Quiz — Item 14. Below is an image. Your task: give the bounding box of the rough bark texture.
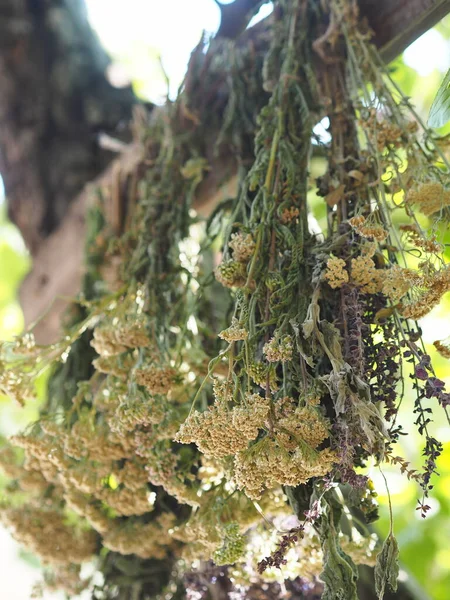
[0,0,136,253]
[361,0,450,63]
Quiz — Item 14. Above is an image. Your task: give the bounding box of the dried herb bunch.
[0,0,449,599]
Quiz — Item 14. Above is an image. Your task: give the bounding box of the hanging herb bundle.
[0,1,449,599]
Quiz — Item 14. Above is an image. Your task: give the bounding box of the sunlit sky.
[0,2,449,599]
[85,0,273,100]
[404,27,450,75]
[85,0,450,102]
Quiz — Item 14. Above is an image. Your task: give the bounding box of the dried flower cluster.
[219,318,248,342]
[349,215,388,241]
[407,182,450,216]
[214,259,247,288]
[324,256,349,289]
[434,337,450,359]
[229,232,256,263]
[263,335,294,362]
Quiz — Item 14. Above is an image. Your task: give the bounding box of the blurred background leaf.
[428,68,450,128]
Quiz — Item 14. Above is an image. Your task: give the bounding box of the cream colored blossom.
[102,513,176,559]
[229,232,256,263]
[99,486,153,516]
[382,265,417,303]
[135,366,176,394]
[234,438,335,500]
[175,405,251,458]
[401,265,450,320]
[219,318,248,343]
[263,334,294,362]
[324,256,348,289]
[407,182,450,216]
[0,506,97,566]
[275,401,331,451]
[350,256,383,294]
[349,215,388,241]
[175,393,269,458]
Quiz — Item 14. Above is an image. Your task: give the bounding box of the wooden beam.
[361,0,450,63]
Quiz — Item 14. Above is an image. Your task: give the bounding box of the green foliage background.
[0,11,449,599]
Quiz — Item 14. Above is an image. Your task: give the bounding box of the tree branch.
[215,0,270,39]
[360,0,450,63]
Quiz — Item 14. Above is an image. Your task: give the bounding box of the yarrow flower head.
[349,215,388,241]
[214,259,246,288]
[407,182,450,216]
[218,318,248,343]
[263,334,294,362]
[350,256,383,294]
[433,337,450,359]
[382,265,418,304]
[401,265,450,319]
[400,224,443,253]
[91,322,150,357]
[174,395,266,458]
[233,437,335,500]
[134,366,176,395]
[324,256,348,289]
[228,232,256,263]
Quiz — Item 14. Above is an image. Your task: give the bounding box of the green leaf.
[428,68,450,128]
[319,498,359,600]
[375,533,399,599]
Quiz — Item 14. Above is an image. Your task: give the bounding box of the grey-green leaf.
[319,499,359,600]
[428,68,450,128]
[374,533,399,599]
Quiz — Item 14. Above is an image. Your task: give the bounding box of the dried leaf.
[321,369,349,415]
[290,319,314,367]
[321,321,344,363]
[351,395,389,453]
[325,184,345,207]
[375,533,399,599]
[348,169,364,182]
[319,499,359,600]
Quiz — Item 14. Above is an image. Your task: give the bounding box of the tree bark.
[0,0,136,253]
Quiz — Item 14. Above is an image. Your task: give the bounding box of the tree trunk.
[0,0,136,253]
